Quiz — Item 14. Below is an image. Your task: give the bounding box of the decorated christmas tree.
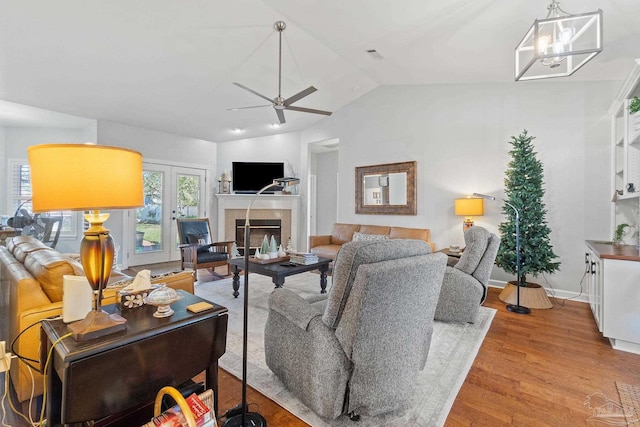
[496,130,560,284]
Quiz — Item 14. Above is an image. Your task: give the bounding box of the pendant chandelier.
[515,1,602,81]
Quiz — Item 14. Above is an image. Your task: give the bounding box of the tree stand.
[499,281,552,309]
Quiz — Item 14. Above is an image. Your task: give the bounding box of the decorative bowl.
[143,284,183,318]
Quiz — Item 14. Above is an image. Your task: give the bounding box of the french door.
[127,162,208,266]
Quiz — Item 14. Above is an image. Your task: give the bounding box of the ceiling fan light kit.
[515,1,602,81]
[231,21,332,124]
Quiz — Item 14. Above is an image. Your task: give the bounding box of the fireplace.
[215,193,300,253]
[236,219,282,255]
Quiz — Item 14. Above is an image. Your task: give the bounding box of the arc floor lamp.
[473,193,530,315]
[224,176,300,427]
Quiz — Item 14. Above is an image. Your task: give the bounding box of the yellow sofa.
[309,223,435,260]
[0,235,194,403]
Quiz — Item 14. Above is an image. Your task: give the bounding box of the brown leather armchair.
[176,218,234,279]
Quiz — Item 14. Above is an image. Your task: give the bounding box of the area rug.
[195,272,495,427]
[617,382,640,426]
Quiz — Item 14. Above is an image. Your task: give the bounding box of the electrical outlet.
[0,353,10,373]
[0,340,9,373]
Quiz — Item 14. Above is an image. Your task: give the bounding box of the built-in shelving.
[617,193,639,201]
[630,112,640,145]
[611,60,640,205]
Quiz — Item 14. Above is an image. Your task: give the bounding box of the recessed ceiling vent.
[366,49,384,60]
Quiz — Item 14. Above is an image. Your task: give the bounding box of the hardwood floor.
[447,287,640,426]
[3,287,639,426]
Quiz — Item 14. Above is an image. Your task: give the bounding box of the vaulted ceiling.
[1,0,638,142]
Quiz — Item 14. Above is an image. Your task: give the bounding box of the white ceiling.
[1,0,638,142]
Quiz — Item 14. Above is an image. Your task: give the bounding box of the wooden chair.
[176,218,234,280]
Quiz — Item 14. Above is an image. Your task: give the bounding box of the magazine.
[141,391,216,427]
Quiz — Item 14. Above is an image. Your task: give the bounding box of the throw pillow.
[197,245,211,253]
[186,233,211,253]
[186,233,208,245]
[351,232,389,242]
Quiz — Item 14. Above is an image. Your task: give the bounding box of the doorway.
[127,162,208,266]
[308,139,339,238]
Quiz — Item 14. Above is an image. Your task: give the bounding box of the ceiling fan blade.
[284,86,317,106]
[285,105,332,116]
[275,108,286,124]
[233,82,274,103]
[227,104,272,111]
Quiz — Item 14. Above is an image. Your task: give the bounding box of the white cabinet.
[586,241,640,354]
[585,249,603,332]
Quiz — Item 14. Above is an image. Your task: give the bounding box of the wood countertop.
[586,240,640,261]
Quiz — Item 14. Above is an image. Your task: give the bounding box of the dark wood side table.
[41,291,228,427]
[228,257,332,298]
[437,248,463,258]
[437,248,464,266]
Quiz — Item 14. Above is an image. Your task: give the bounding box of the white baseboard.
[487,279,589,304]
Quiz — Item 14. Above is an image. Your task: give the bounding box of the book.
[289,252,319,265]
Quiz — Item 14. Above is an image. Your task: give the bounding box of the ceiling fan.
[230,21,332,124]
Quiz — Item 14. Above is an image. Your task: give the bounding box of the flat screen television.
[232,162,285,193]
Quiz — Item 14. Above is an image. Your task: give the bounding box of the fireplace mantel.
[215,194,301,248]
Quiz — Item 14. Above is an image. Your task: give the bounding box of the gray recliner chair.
[264,239,447,420]
[435,226,500,323]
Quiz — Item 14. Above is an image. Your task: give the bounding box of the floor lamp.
[473,193,530,315]
[224,177,300,427]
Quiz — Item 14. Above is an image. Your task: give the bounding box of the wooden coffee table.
[228,257,331,298]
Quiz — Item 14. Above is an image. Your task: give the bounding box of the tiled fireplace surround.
[215,194,301,251]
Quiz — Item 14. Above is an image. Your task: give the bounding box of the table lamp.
[454,197,484,231]
[224,176,299,427]
[28,143,143,340]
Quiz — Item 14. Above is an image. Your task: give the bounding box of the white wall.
[216,132,302,178]
[2,126,96,159]
[97,120,216,167]
[299,80,618,294]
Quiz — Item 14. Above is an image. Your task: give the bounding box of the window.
[8,159,78,238]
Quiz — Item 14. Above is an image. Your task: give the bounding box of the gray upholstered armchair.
[435,226,500,323]
[264,239,447,420]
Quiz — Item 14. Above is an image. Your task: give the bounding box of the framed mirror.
[355,161,417,215]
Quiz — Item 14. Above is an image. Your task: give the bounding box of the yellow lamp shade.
[454,198,484,216]
[28,144,143,212]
